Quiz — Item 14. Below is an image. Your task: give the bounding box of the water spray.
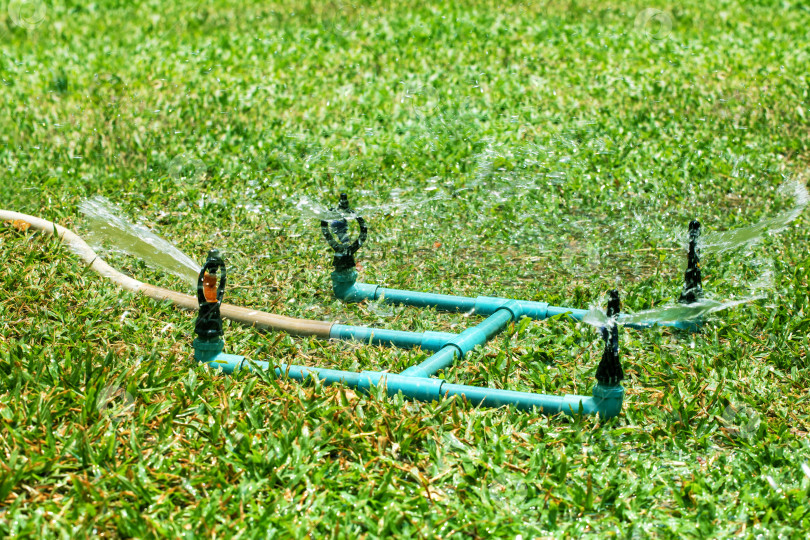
[195,193,724,418]
[321,193,703,331]
[194,194,719,419]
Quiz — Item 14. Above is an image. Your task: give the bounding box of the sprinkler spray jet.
[320,192,702,330]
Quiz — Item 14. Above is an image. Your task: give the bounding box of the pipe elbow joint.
[591,383,624,419]
[422,331,455,351]
[399,366,430,378]
[331,269,359,301]
[193,337,224,364]
[331,269,379,303]
[474,297,528,320]
[194,338,247,374]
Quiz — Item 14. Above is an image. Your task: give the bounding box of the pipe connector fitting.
[331,269,380,302]
[194,342,247,374]
[592,383,624,419]
[331,268,357,298]
[194,337,224,364]
[446,301,522,357]
[493,299,524,322]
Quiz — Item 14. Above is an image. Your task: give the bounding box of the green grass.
[2,0,810,537]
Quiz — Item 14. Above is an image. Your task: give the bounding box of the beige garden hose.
[1,210,334,338]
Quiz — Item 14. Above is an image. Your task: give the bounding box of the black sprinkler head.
[679,219,703,305]
[596,290,623,386]
[320,193,368,272]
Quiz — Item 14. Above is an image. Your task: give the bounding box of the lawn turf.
[2,0,810,537]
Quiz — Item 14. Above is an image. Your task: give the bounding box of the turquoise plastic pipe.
[399,300,521,378]
[332,269,696,330]
[329,324,455,352]
[195,345,624,418]
[332,269,585,320]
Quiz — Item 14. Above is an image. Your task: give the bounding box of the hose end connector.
[595,290,623,387]
[320,193,368,272]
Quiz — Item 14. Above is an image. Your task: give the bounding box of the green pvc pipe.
[332,269,696,330]
[332,269,579,319]
[440,382,624,416]
[195,346,624,418]
[329,324,455,352]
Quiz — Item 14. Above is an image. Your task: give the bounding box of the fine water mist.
[583,179,805,328]
[79,196,200,286]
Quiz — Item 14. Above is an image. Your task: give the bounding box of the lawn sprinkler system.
[193,249,626,418]
[1,201,704,420]
[193,193,706,419]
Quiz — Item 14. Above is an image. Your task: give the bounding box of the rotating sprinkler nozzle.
[194,249,228,363]
[595,290,623,386]
[320,193,368,272]
[679,219,703,305]
[195,249,226,340]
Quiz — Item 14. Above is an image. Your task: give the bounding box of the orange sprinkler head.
[195,249,225,341]
[203,272,218,303]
